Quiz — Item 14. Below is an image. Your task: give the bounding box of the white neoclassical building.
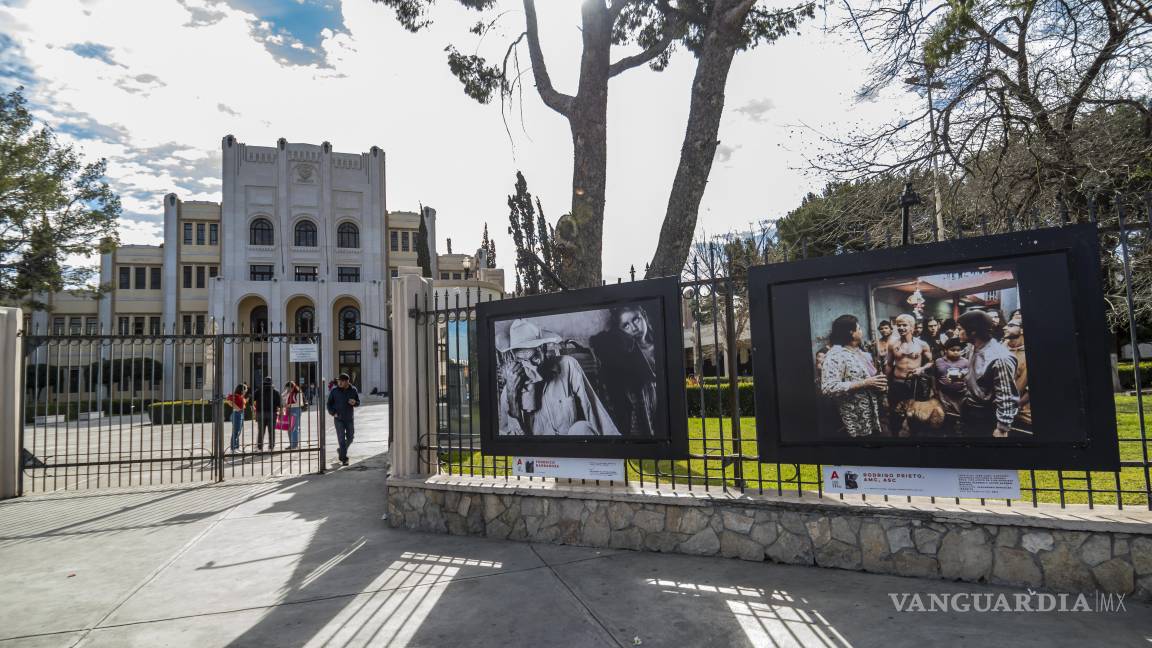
[19,136,506,400]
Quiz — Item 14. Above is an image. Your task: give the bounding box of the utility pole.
[905,72,946,239]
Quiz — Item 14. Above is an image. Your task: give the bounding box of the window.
[196,365,204,389]
[118,317,130,335]
[149,316,161,335]
[339,306,360,340]
[183,265,192,288]
[119,267,131,289]
[250,305,268,334]
[183,223,192,244]
[209,223,218,245]
[52,317,65,335]
[85,317,98,335]
[390,268,398,278]
[196,223,205,245]
[295,306,315,333]
[337,222,359,249]
[452,273,462,280]
[209,266,218,278]
[401,231,410,252]
[250,218,274,246]
[196,266,205,288]
[69,368,80,393]
[182,315,192,335]
[294,220,317,247]
[133,267,146,289]
[133,316,145,336]
[250,265,273,281]
[390,231,398,251]
[150,267,161,289]
[183,365,192,390]
[337,266,360,283]
[439,272,449,280]
[294,266,318,282]
[69,317,82,335]
[195,315,205,335]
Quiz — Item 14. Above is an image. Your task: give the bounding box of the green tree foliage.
[375,1,813,288]
[416,207,432,278]
[0,88,120,307]
[506,171,561,296]
[480,222,497,268]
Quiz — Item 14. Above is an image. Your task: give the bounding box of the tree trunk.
[553,2,612,289]
[646,0,747,279]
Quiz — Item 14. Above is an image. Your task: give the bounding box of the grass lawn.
[436,395,1152,507]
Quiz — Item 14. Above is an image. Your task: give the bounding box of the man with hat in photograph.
[327,373,360,466]
[497,318,619,437]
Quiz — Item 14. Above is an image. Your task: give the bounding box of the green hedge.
[102,398,154,415]
[23,402,81,423]
[149,400,214,425]
[1118,362,1152,390]
[685,383,756,417]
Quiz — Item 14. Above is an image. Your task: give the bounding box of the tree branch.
[608,22,679,77]
[522,0,575,116]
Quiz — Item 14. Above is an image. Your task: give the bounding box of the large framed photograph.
[477,277,688,459]
[749,224,1119,470]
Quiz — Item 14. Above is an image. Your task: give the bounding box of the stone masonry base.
[387,476,1152,601]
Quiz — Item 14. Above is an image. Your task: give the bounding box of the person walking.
[251,376,282,451]
[283,381,303,450]
[327,372,359,465]
[224,384,248,452]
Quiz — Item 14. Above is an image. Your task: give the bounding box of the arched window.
[294,220,317,247]
[250,305,268,334]
[250,218,274,246]
[337,222,359,249]
[294,306,315,333]
[339,306,360,340]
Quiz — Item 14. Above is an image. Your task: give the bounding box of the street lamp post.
[462,255,473,280]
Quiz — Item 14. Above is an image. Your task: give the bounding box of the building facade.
[22,136,504,400]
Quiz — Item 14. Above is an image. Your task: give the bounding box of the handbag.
[274,414,294,431]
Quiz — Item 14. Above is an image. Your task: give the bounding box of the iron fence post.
[214,333,224,482]
[723,279,744,490]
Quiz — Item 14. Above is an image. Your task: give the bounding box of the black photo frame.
[477,277,688,459]
[749,224,1119,470]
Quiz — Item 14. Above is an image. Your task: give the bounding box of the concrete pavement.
[1,402,1150,647]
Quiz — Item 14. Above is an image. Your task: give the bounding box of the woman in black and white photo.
[591,305,659,436]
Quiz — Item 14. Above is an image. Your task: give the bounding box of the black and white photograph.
[478,278,688,459]
[750,225,1120,471]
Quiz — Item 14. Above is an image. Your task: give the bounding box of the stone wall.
[387,478,1152,601]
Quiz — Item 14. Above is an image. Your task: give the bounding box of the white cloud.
[1,0,917,281]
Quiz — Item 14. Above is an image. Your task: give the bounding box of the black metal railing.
[412,195,1151,509]
[18,327,326,495]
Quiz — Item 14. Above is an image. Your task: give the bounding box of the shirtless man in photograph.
[886,313,933,435]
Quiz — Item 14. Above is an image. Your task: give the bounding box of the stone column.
[161,193,179,399]
[0,307,22,499]
[390,267,435,478]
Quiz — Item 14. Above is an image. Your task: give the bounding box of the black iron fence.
[413,196,1151,510]
[18,329,326,495]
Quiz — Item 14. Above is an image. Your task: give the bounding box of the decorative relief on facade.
[288,150,321,162]
[294,163,316,184]
[332,154,363,170]
[244,149,277,164]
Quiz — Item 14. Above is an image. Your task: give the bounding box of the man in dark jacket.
[327,373,359,465]
[251,376,282,451]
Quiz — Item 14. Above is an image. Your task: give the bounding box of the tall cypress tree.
[415,208,432,278]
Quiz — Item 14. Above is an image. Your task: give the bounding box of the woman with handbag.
[283,381,303,449]
[224,384,248,452]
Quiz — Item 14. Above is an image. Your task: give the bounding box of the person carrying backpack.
[326,373,359,466]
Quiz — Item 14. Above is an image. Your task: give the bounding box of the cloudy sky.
[0,0,917,282]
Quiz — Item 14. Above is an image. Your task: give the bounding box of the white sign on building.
[289,344,319,363]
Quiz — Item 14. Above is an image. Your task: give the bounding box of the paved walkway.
[1,403,1149,647]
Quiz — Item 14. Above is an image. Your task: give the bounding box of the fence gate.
[18,330,325,495]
